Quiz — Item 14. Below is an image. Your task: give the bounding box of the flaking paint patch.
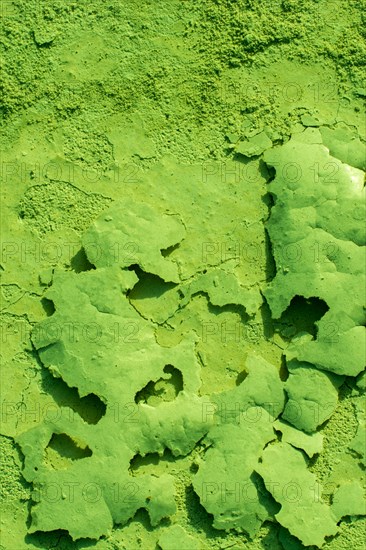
[1,1,365,548]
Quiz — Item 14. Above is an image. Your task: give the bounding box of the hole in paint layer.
[70,247,96,273]
[40,373,106,424]
[275,295,329,339]
[41,297,55,316]
[135,365,183,405]
[129,448,176,475]
[160,242,180,257]
[279,354,289,381]
[46,433,92,460]
[129,270,177,301]
[163,364,184,391]
[264,227,276,283]
[236,370,248,386]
